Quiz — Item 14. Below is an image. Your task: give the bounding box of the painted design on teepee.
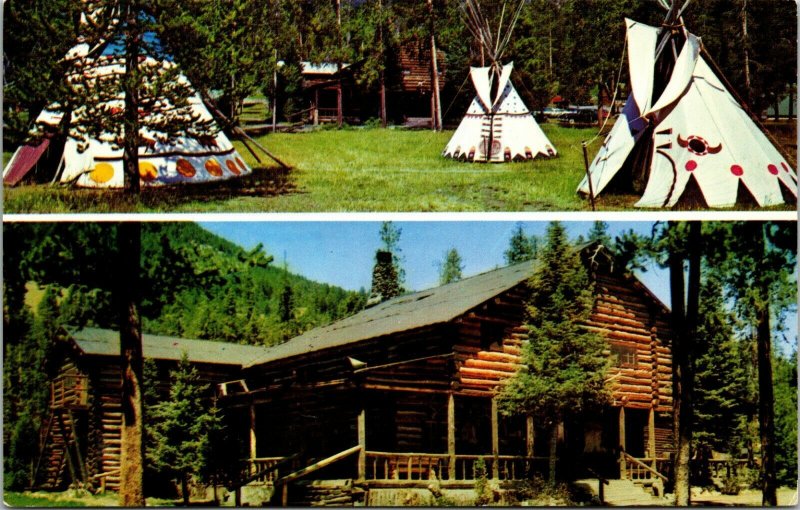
[3,39,254,188]
[442,1,556,163]
[677,135,721,156]
[576,11,797,208]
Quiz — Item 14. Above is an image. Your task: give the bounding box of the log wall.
[398,40,446,92]
[588,273,673,413]
[50,353,243,492]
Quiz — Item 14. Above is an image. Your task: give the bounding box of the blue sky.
[199,220,797,352]
[200,220,667,298]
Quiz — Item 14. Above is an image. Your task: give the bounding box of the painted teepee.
[442,0,556,163]
[577,3,797,208]
[4,41,252,188]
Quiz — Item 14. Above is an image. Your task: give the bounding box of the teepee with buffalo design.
[577,1,797,208]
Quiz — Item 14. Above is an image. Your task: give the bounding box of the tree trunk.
[118,222,144,506]
[754,224,777,506]
[378,0,387,128]
[548,423,557,486]
[668,222,691,507]
[336,0,343,128]
[181,474,190,506]
[428,0,442,131]
[742,0,751,104]
[122,0,140,195]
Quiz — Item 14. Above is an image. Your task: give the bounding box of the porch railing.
[51,375,89,409]
[621,452,669,482]
[365,451,548,482]
[242,457,287,485]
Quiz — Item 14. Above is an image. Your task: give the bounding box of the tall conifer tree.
[497,221,610,485]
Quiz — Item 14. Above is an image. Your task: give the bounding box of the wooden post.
[582,141,596,211]
[427,0,442,131]
[526,414,535,478]
[313,90,320,126]
[491,398,499,479]
[249,404,257,462]
[648,407,657,463]
[272,49,278,133]
[357,407,366,481]
[448,393,456,480]
[618,406,626,479]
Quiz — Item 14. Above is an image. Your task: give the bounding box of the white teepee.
[4,42,252,188]
[442,0,556,163]
[577,17,797,208]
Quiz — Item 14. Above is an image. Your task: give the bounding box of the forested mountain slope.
[5,222,366,346]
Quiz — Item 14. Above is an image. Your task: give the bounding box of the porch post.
[526,415,535,458]
[447,392,456,480]
[526,414,535,479]
[313,90,320,125]
[618,406,626,478]
[648,407,657,466]
[357,406,366,481]
[491,397,499,479]
[249,404,257,461]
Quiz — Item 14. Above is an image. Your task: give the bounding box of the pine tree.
[147,354,222,506]
[693,274,751,483]
[438,248,464,285]
[497,221,610,485]
[773,352,798,486]
[586,221,612,247]
[504,223,537,264]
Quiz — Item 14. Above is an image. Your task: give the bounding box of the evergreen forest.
[3,0,796,148]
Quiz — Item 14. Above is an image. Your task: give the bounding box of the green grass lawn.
[5,124,626,213]
[3,490,118,507]
[0,123,691,213]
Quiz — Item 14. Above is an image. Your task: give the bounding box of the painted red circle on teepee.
[730,165,744,176]
[176,158,196,177]
[767,164,779,175]
[685,160,697,171]
[225,159,241,175]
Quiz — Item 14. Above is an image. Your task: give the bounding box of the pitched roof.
[68,327,271,366]
[244,260,537,368]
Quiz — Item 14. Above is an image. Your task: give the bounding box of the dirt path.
[690,487,797,506]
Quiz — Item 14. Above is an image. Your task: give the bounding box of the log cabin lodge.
[38,243,674,503]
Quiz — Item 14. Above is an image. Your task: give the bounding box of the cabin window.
[480,322,505,351]
[610,343,638,368]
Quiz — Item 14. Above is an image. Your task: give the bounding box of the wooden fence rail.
[364,452,549,481]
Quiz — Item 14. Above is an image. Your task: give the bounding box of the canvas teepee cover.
[442,0,556,163]
[577,18,796,208]
[4,42,252,188]
[443,62,556,162]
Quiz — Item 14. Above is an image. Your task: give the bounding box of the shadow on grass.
[4,166,298,213]
[138,165,298,209]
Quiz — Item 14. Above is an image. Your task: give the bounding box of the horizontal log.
[590,311,649,330]
[363,384,449,395]
[613,384,653,395]
[460,367,514,380]
[586,327,653,344]
[460,377,504,388]
[476,351,520,363]
[454,344,482,355]
[462,359,519,372]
